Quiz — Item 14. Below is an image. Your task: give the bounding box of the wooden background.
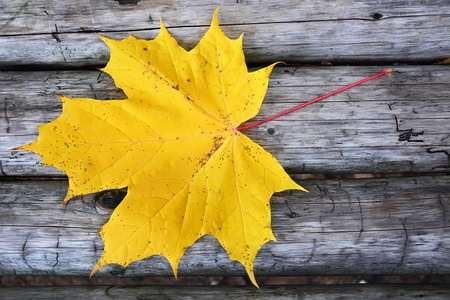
[1,0,449,298]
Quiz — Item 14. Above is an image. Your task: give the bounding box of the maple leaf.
[15,8,305,286]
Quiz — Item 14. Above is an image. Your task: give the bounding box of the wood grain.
[1,176,449,277]
[2,285,450,300]
[1,0,449,290]
[2,0,448,34]
[2,66,449,175]
[0,1,449,68]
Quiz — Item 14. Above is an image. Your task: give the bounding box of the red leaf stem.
[237,68,392,131]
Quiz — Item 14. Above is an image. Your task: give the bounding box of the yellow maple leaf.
[15,8,305,286]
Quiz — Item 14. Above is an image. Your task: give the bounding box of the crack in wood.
[284,200,299,218]
[305,239,317,263]
[91,238,102,269]
[426,148,450,169]
[51,24,61,42]
[357,197,364,240]
[0,161,8,177]
[438,195,447,224]
[53,204,66,274]
[21,232,37,272]
[1,14,440,38]
[217,264,228,273]
[428,264,442,276]
[329,196,335,214]
[394,218,408,272]
[268,262,277,272]
[89,83,97,99]
[0,1,29,31]
[315,184,335,213]
[51,252,59,275]
[4,102,10,133]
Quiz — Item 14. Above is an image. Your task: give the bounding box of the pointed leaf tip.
[90,263,101,278]
[159,17,166,32]
[212,6,221,28]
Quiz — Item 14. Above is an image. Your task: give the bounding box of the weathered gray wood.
[2,285,450,300]
[1,176,449,277]
[2,66,449,175]
[2,0,448,34]
[1,0,449,290]
[0,1,449,68]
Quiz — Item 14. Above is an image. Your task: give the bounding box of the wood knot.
[94,189,127,212]
[371,12,383,20]
[114,0,139,5]
[109,269,124,276]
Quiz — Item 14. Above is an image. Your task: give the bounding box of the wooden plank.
[1,176,449,277]
[2,285,450,300]
[2,0,448,34]
[0,1,449,68]
[2,66,449,175]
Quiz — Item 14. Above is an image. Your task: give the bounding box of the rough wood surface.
[0,1,449,68]
[1,0,449,289]
[2,285,450,300]
[1,176,449,277]
[2,65,449,176]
